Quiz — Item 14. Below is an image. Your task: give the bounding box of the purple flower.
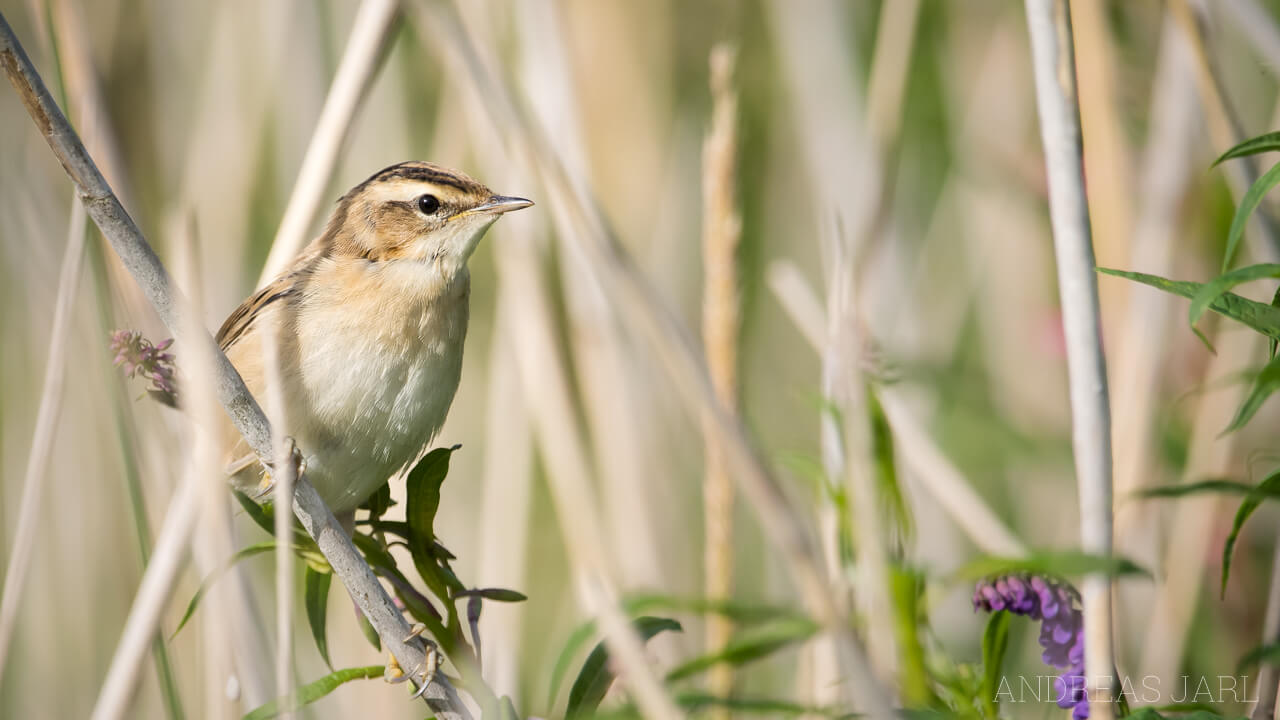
[109,330,179,406]
[973,573,1088,719]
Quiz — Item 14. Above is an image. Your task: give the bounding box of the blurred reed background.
[2,0,1280,718]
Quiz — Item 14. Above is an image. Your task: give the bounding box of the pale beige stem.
[700,43,742,709]
[258,0,400,284]
[1111,16,1201,662]
[88,457,204,720]
[263,312,296,719]
[411,4,891,713]
[0,200,86,679]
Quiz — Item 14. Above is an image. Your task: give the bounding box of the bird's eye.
[417,194,441,215]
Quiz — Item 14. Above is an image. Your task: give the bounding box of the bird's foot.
[253,436,306,501]
[384,638,440,700]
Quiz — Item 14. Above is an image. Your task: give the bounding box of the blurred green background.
[2,0,1280,718]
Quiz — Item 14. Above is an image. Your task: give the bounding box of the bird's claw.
[403,623,427,643]
[253,436,306,500]
[384,639,440,700]
[410,643,441,700]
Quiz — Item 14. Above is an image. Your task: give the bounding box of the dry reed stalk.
[699,44,742,709]
[504,0,667,589]
[448,12,682,711]
[1170,0,1280,254]
[0,0,154,677]
[0,199,86,679]
[1024,2,1117,717]
[257,0,400,285]
[497,234,684,720]
[409,6,893,714]
[1156,8,1280,711]
[176,215,248,720]
[89,226,218,720]
[88,456,204,720]
[0,15,470,718]
[1068,0,1136,299]
[767,257,1029,560]
[262,316,296,719]
[1110,18,1200,659]
[766,0,901,685]
[864,0,921,151]
[1135,329,1257,683]
[474,288,534,700]
[1220,0,1280,72]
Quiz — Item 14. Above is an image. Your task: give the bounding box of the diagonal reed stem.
[257,0,400,285]
[412,1,891,715]
[0,13,470,720]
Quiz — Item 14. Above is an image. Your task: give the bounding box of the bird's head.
[324,161,532,275]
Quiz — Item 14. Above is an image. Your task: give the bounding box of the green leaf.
[1213,131,1280,167]
[1269,285,1280,359]
[980,612,1011,718]
[1223,161,1280,271]
[1188,264,1280,341]
[889,566,934,706]
[1238,642,1280,672]
[952,550,1149,582]
[1225,353,1280,433]
[457,588,527,603]
[566,616,683,718]
[1135,479,1280,500]
[549,620,601,710]
[1098,268,1280,340]
[870,390,912,542]
[1223,470,1280,597]
[173,542,277,638]
[622,593,807,625]
[241,665,384,720]
[233,490,276,535]
[670,691,852,716]
[406,445,460,602]
[232,490,314,547]
[406,445,459,549]
[305,566,333,670]
[665,616,819,681]
[360,481,393,521]
[355,607,381,652]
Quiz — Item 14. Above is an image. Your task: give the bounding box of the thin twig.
[0,14,470,720]
[1023,2,1116,718]
[257,0,400,285]
[0,199,86,679]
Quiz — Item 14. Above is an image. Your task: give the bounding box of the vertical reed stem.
[1023,2,1116,718]
[700,43,742,709]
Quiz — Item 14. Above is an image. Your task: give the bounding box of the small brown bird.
[217,161,531,512]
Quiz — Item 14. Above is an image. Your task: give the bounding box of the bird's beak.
[476,195,534,214]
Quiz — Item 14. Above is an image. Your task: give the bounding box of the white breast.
[289,265,470,512]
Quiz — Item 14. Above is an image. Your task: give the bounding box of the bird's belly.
[290,304,467,512]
